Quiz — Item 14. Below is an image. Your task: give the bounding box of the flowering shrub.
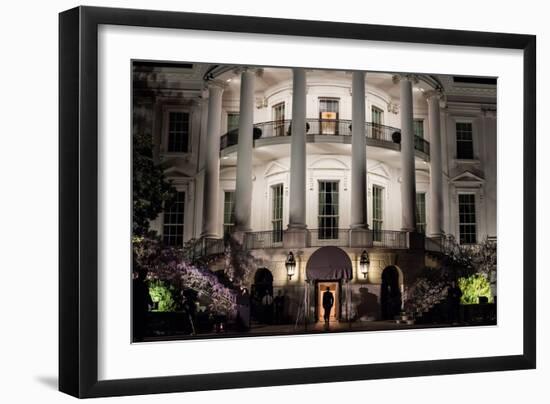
[133,236,237,316]
[404,274,449,314]
[439,235,497,280]
[222,236,255,288]
[458,274,492,304]
[405,235,497,315]
[148,280,179,312]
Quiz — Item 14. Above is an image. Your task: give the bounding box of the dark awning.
[306,246,353,281]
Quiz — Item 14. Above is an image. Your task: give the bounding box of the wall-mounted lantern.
[359,250,370,279]
[285,251,296,280]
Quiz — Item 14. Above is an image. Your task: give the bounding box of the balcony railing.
[243,230,283,250]
[308,228,350,248]
[220,119,429,156]
[372,230,408,249]
[425,235,497,253]
[191,237,226,259]
[243,228,408,250]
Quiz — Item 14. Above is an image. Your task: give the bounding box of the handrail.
[220,118,429,156]
[243,228,408,250]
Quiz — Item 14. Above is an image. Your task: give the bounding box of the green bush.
[148,280,179,312]
[458,274,492,304]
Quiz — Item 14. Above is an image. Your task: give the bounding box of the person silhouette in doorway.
[322,286,334,327]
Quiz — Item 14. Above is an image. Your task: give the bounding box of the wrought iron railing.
[243,230,283,250]
[192,237,226,260]
[220,119,429,156]
[372,230,408,249]
[242,228,408,250]
[308,228,350,248]
[425,236,446,253]
[425,235,497,253]
[414,136,430,155]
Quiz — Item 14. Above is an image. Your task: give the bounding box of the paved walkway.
[144,320,459,342]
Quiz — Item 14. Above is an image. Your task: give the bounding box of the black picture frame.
[59,5,536,398]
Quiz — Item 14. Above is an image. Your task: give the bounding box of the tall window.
[319,98,339,135]
[227,113,239,132]
[371,106,384,139]
[272,103,285,137]
[271,184,284,242]
[372,185,384,241]
[318,181,339,239]
[167,111,190,153]
[416,193,426,234]
[458,194,477,244]
[163,191,185,246]
[456,122,474,159]
[223,191,236,236]
[413,119,424,138]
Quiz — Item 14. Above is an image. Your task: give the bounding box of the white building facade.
[133,62,497,322]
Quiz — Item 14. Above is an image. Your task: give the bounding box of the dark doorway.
[380,265,402,320]
[251,267,273,323]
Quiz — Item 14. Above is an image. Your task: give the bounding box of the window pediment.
[264,161,289,177]
[368,162,390,179]
[308,157,349,171]
[163,166,193,178]
[450,170,485,184]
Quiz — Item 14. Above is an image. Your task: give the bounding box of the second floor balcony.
[244,228,408,250]
[191,229,410,259]
[220,119,430,160]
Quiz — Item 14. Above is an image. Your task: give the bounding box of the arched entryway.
[380,265,402,320]
[305,246,353,322]
[251,267,273,323]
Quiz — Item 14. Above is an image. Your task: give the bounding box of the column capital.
[387,101,400,114]
[205,78,226,92]
[392,73,420,84]
[233,66,263,76]
[423,88,444,100]
[199,87,209,102]
[348,70,366,77]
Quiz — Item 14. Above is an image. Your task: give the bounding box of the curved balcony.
[243,229,408,250]
[220,119,430,158]
[190,229,409,260]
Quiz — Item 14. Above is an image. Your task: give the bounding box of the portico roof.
[306,246,353,281]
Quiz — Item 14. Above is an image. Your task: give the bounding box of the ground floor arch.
[380,265,403,320]
[305,246,353,323]
[251,267,273,323]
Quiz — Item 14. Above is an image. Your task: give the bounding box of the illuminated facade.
[133,62,497,322]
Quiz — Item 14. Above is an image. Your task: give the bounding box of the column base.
[200,232,220,239]
[349,227,372,248]
[283,227,308,249]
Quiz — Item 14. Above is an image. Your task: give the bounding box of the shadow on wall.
[356,287,380,320]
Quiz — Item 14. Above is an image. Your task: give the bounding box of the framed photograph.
[59,6,536,398]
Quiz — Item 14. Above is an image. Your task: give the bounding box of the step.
[395,319,416,325]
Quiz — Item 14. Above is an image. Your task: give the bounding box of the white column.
[195,90,209,237]
[397,75,417,232]
[350,71,368,229]
[426,90,444,237]
[234,69,255,232]
[201,82,224,238]
[288,68,307,230]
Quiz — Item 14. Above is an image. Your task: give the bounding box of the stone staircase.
[397,289,449,325]
[414,299,450,324]
[394,312,416,325]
